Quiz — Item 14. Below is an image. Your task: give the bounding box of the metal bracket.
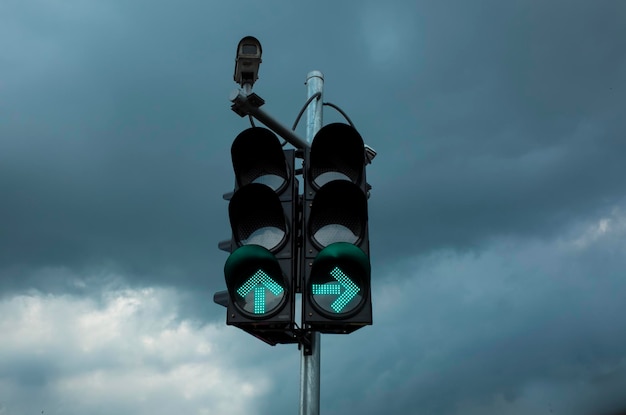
[230,90,309,150]
[296,330,314,356]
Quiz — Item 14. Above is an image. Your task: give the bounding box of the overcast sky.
[2,0,626,414]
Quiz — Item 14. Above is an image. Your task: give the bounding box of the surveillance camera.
[364,145,377,164]
[234,36,262,88]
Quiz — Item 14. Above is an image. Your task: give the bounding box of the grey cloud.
[0,287,277,415]
[316,219,626,414]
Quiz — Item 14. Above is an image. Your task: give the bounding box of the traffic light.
[222,127,298,344]
[302,123,372,333]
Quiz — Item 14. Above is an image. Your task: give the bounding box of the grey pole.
[305,71,323,145]
[299,70,323,415]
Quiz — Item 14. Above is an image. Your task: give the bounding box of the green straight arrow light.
[237,269,284,314]
[312,266,360,313]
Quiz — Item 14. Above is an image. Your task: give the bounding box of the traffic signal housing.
[222,127,298,344]
[302,123,372,333]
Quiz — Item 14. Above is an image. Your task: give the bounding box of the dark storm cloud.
[1,0,403,296]
[1,0,241,293]
[2,0,624,286]
[367,0,626,262]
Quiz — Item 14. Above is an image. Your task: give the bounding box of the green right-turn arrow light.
[309,242,370,316]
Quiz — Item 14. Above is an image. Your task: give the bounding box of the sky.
[1,0,626,414]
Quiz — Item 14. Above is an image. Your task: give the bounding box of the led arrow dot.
[312,266,360,313]
[237,269,284,314]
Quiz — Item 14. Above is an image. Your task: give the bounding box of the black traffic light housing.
[222,127,298,344]
[302,123,372,333]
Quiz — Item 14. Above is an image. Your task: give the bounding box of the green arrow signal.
[311,266,360,313]
[237,269,284,314]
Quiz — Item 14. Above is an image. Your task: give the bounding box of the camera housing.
[234,36,263,87]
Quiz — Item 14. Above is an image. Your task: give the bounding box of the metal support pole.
[299,70,323,415]
[300,331,320,415]
[305,71,323,145]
